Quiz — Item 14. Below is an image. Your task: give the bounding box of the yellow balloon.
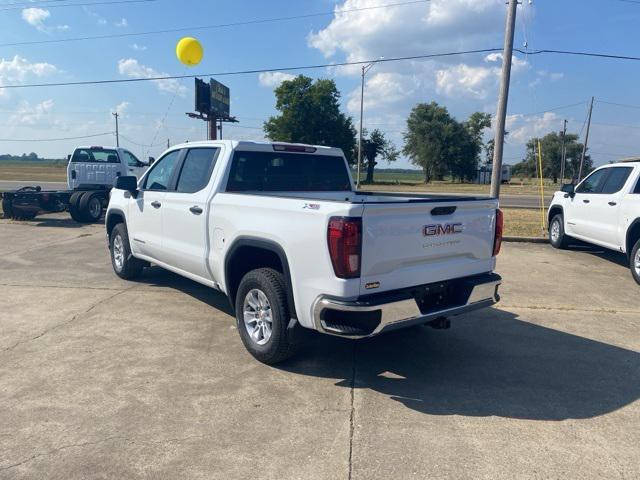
[176,37,203,67]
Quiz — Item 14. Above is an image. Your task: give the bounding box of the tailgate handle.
[431,206,457,216]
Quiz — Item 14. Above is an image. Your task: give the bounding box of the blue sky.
[1,0,640,169]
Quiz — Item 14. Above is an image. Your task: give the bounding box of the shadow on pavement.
[280,308,640,421]
[569,242,629,268]
[140,266,234,316]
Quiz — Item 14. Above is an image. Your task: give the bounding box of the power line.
[0,132,114,142]
[0,0,429,47]
[0,48,506,90]
[597,99,640,110]
[0,0,156,11]
[4,47,640,91]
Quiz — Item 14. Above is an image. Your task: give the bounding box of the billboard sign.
[195,78,210,114]
[210,79,230,118]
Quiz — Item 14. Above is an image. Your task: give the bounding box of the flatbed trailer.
[1,186,109,223]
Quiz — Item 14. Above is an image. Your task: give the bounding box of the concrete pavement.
[0,214,638,479]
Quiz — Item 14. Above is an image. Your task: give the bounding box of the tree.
[403,102,489,183]
[263,75,356,163]
[511,132,592,182]
[360,129,399,183]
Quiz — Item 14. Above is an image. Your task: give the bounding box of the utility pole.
[578,96,594,182]
[559,119,567,184]
[112,111,120,147]
[357,65,366,189]
[167,138,170,149]
[490,0,518,198]
[208,116,217,140]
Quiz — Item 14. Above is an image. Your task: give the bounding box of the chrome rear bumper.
[312,273,501,339]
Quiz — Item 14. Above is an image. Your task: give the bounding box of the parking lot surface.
[1,214,639,479]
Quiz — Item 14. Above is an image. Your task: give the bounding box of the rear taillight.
[493,209,504,256]
[327,217,362,278]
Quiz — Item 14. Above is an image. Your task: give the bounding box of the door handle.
[189,206,203,215]
[151,201,161,209]
[608,201,617,206]
[583,199,590,204]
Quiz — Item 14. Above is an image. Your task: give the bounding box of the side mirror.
[561,183,575,197]
[67,154,71,161]
[114,175,138,195]
[148,156,155,165]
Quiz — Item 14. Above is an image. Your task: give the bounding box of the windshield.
[226,151,351,192]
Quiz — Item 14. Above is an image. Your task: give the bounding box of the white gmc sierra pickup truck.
[106,140,503,363]
[548,158,640,284]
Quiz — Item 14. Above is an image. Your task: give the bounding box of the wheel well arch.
[548,205,564,227]
[224,237,297,319]
[106,209,125,239]
[626,219,640,256]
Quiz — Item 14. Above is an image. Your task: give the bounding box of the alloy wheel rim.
[243,288,273,346]
[635,249,640,276]
[113,235,124,271]
[551,220,560,242]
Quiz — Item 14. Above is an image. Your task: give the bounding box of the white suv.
[548,159,640,284]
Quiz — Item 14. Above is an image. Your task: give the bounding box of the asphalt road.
[1,213,638,479]
[0,180,553,209]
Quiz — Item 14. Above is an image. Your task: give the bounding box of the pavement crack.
[2,231,102,257]
[0,436,126,472]
[348,342,357,480]
[0,283,125,292]
[499,304,640,315]
[1,285,137,353]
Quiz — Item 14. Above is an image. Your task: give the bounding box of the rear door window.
[71,148,119,163]
[143,150,181,191]
[600,167,633,194]
[175,148,219,193]
[576,168,609,194]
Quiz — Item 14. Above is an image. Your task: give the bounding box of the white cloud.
[347,72,418,112]
[0,55,58,96]
[21,8,49,31]
[258,71,295,88]
[21,7,68,32]
[436,64,496,100]
[506,111,560,144]
[117,58,187,96]
[9,100,55,125]
[111,101,130,118]
[115,18,128,28]
[131,43,147,51]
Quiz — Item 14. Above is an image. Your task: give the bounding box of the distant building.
[476,164,511,184]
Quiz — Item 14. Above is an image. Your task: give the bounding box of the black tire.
[68,191,85,222]
[630,238,640,286]
[549,214,569,249]
[2,197,14,219]
[235,268,301,364]
[78,192,103,223]
[109,223,145,280]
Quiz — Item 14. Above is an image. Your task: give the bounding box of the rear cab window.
[71,148,120,163]
[601,167,633,194]
[225,150,351,192]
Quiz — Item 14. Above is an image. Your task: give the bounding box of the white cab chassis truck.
[1,146,149,223]
[106,141,503,363]
[548,158,640,284]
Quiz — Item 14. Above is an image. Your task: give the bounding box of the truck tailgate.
[359,199,498,295]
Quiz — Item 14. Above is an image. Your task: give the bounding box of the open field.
[0,163,558,196]
[503,208,546,237]
[1,214,638,479]
[0,163,67,182]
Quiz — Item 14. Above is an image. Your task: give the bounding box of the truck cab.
[67,146,148,190]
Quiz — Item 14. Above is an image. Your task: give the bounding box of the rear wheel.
[110,223,144,280]
[549,214,569,249]
[78,192,103,223]
[630,238,640,286]
[68,191,85,222]
[235,268,301,364]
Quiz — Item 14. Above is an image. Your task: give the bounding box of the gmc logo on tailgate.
[423,223,463,237]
